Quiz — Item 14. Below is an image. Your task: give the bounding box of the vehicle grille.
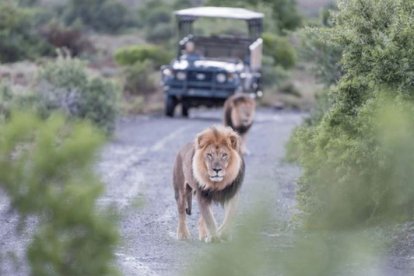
[187,71,213,82]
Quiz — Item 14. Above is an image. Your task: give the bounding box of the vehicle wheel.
[181,104,189,117]
[165,96,176,117]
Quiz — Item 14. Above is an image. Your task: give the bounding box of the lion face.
[193,126,242,190]
[230,98,256,128]
[235,102,255,127]
[203,144,231,182]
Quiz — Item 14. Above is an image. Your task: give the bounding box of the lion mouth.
[242,119,251,126]
[209,175,224,182]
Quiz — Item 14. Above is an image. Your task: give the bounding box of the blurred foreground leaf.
[0,111,119,275]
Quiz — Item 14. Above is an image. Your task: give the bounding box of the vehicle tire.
[165,96,176,117]
[181,104,189,117]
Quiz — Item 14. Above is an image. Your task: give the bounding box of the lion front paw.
[177,226,191,240]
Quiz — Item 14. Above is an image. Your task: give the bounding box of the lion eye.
[207,153,213,160]
[222,153,228,160]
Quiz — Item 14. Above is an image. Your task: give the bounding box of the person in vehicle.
[181,41,202,61]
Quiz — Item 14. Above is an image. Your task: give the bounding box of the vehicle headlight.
[176,71,186,80]
[162,68,172,77]
[216,73,226,83]
[227,73,237,81]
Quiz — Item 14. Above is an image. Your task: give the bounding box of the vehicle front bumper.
[164,86,236,98]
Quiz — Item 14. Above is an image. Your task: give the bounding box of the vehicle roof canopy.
[175,6,264,21]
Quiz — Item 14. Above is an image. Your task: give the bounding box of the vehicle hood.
[172,59,244,73]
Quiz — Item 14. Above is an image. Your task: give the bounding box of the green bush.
[300,28,343,86]
[0,111,119,275]
[0,82,39,121]
[261,57,290,86]
[292,91,414,229]
[0,84,13,119]
[122,60,158,96]
[0,2,52,62]
[36,56,119,134]
[288,0,414,229]
[263,33,297,69]
[138,3,172,27]
[63,0,134,33]
[114,45,170,68]
[145,23,175,44]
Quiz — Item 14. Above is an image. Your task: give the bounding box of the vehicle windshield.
[179,55,242,64]
[179,34,252,63]
[192,18,249,38]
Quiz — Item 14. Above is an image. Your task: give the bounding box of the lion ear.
[195,133,205,149]
[228,133,240,151]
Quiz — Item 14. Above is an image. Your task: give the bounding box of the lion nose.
[213,168,222,174]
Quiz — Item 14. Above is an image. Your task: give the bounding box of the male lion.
[173,126,245,242]
[223,93,256,154]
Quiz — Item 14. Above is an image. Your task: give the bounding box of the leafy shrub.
[137,0,191,43]
[36,56,119,134]
[122,60,157,96]
[0,2,52,62]
[261,57,290,86]
[288,0,414,229]
[145,23,175,44]
[0,84,13,119]
[0,111,119,275]
[300,28,343,86]
[138,3,172,27]
[114,45,170,68]
[41,20,93,56]
[63,0,134,33]
[292,91,414,229]
[0,82,39,121]
[263,33,296,69]
[266,0,302,32]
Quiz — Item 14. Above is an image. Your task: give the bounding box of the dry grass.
[0,62,39,90]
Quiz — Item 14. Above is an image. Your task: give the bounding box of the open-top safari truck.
[161,7,264,117]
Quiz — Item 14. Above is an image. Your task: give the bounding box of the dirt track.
[97,108,302,275]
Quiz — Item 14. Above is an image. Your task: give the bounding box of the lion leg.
[197,194,218,243]
[176,185,191,240]
[218,194,239,240]
[240,134,250,155]
[198,217,208,241]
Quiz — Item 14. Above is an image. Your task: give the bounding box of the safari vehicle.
[161,7,264,117]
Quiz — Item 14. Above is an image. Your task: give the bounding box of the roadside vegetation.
[1,55,119,134]
[288,0,414,228]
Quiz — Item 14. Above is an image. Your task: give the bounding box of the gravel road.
[97,108,303,275]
